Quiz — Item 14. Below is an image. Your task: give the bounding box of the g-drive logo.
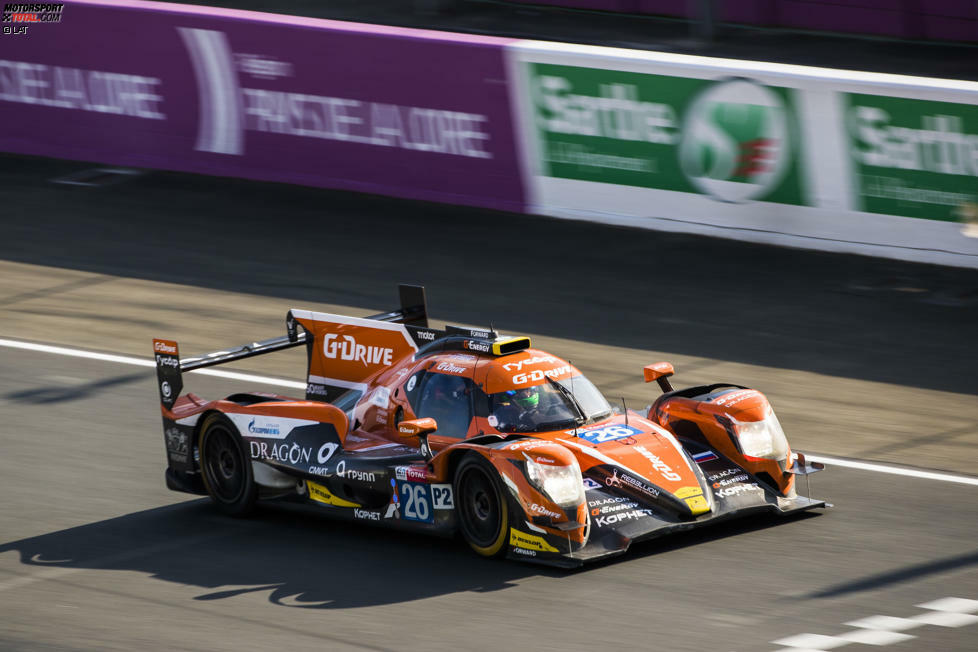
[323,333,394,367]
[177,28,492,159]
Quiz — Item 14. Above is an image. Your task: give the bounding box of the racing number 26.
[400,483,432,522]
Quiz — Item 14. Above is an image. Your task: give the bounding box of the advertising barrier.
[0,1,525,211]
[507,42,978,267]
[1,2,976,267]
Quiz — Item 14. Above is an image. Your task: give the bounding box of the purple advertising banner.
[0,1,526,211]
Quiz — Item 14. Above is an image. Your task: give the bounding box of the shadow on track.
[2,154,976,395]
[0,499,824,607]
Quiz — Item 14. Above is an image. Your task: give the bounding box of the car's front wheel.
[454,453,509,558]
[198,413,257,516]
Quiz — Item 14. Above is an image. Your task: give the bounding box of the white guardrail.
[505,41,978,268]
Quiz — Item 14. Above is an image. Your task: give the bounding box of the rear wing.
[152,284,428,409]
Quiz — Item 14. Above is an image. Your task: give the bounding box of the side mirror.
[643,362,675,393]
[397,417,438,460]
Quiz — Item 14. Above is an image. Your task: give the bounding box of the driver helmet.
[507,386,539,410]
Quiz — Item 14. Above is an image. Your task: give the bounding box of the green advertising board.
[846,93,978,221]
[525,63,807,205]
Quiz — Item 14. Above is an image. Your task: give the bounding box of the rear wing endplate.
[152,284,428,409]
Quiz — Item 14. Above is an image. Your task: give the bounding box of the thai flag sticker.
[692,451,718,463]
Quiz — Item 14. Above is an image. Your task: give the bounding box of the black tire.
[198,413,258,516]
[454,453,510,558]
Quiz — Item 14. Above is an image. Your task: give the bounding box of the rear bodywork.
[154,285,825,567]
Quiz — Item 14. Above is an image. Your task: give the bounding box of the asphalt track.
[1,153,977,650]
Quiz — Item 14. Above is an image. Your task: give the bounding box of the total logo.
[323,333,394,368]
[679,78,791,203]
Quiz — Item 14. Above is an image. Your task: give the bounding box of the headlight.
[524,454,584,508]
[733,409,789,460]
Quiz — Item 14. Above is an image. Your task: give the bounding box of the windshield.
[488,375,612,433]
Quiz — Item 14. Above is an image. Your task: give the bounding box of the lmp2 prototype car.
[154,285,825,567]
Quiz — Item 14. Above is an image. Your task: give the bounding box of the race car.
[153,284,826,567]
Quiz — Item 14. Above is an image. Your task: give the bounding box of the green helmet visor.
[509,389,539,409]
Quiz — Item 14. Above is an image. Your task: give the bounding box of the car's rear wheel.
[199,413,257,516]
[454,453,509,558]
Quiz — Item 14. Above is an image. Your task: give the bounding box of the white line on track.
[0,338,305,389]
[3,337,977,487]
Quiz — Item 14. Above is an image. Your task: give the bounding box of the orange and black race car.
[154,285,826,567]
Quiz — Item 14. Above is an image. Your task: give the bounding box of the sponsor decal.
[306,382,328,397]
[712,474,749,488]
[692,450,718,463]
[249,441,312,465]
[502,356,558,372]
[463,340,490,353]
[160,381,172,399]
[708,468,741,481]
[605,468,659,498]
[594,508,654,528]
[432,484,454,509]
[527,64,805,206]
[0,61,165,117]
[435,361,467,374]
[505,439,551,451]
[582,477,602,490]
[415,329,437,342]
[153,340,178,354]
[508,528,559,553]
[234,53,292,80]
[164,428,188,462]
[247,418,280,437]
[155,354,179,369]
[178,28,493,159]
[713,389,759,407]
[307,480,359,507]
[406,375,418,392]
[513,547,537,557]
[395,465,427,483]
[529,503,562,519]
[591,501,639,516]
[323,333,394,367]
[632,445,682,482]
[574,424,643,445]
[846,93,978,221]
[354,508,381,521]
[487,415,499,428]
[335,460,376,482]
[307,442,338,475]
[715,483,761,499]
[511,365,572,385]
[398,482,433,523]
